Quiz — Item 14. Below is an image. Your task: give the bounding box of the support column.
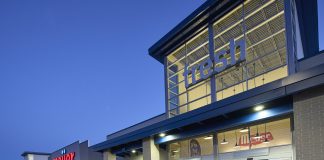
[213,133,219,160]
[103,150,116,160]
[143,137,165,160]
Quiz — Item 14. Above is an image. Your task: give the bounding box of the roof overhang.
[148,0,319,64]
[148,0,242,64]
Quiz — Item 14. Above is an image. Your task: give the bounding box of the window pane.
[214,0,288,101]
[168,136,214,160]
[167,28,210,116]
[218,118,292,154]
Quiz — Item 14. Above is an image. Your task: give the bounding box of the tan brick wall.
[294,85,324,160]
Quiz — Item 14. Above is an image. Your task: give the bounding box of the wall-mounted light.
[131,149,136,153]
[159,133,166,137]
[254,105,264,111]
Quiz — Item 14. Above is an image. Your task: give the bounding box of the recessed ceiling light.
[204,135,213,140]
[239,127,249,133]
[159,133,166,137]
[254,105,264,111]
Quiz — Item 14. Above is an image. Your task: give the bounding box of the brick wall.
[294,85,324,160]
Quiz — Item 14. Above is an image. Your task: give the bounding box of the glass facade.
[166,0,288,117]
[167,29,212,117]
[218,118,292,160]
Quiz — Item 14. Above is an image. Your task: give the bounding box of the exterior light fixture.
[240,127,249,133]
[131,149,136,153]
[254,105,264,111]
[263,123,270,144]
[220,133,228,145]
[159,133,166,137]
[172,150,179,153]
[204,135,213,140]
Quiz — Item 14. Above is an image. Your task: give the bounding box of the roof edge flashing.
[148,0,222,64]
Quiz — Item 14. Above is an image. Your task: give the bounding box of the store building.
[22,141,102,160]
[90,0,324,159]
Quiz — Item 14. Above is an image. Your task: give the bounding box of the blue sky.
[0,1,323,160]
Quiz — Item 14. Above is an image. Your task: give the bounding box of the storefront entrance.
[217,118,293,160]
[167,118,293,160]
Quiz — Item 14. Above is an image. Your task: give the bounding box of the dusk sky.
[0,1,323,160]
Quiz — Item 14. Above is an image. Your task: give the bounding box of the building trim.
[148,0,242,64]
[106,113,166,140]
[21,152,50,157]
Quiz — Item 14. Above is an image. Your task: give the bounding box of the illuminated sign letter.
[214,50,227,73]
[183,39,246,88]
[183,64,190,88]
[199,58,213,79]
[230,38,246,65]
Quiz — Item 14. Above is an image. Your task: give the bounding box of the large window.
[217,118,292,160]
[167,29,211,118]
[166,0,288,117]
[214,0,288,101]
[167,118,292,160]
[168,135,214,160]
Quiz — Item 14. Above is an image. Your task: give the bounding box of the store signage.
[61,149,66,155]
[183,39,246,88]
[239,132,274,146]
[53,152,75,160]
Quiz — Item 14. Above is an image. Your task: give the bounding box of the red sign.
[53,152,75,160]
[239,132,274,146]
